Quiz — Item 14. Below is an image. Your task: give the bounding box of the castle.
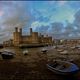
[12,27,52,46]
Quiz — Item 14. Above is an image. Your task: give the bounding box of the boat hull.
[41,50,47,53]
[46,61,79,75]
[1,54,14,59]
[47,64,79,75]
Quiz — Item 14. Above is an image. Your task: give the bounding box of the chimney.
[15,27,18,32]
[20,28,22,34]
[30,28,32,35]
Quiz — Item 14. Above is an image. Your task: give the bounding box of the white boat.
[41,48,48,53]
[70,46,76,49]
[60,50,68,54]
[57,49,63,52]
[58,45,64,48]
[23,50,28,55]
[46,60,79,75]
[52,46,57,49]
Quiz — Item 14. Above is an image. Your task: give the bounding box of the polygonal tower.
[13,27,22,46]
[30,28,32,35]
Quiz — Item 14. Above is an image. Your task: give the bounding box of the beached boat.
[23,50,28,55]
[60,50,68,54]
[46,60,79,75]
[52,46,57,49]
[70,46,76,49]
[1,50,15,59]
[57,49,63,52]
[41,48,48,53]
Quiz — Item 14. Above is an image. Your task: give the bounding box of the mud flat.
[0,46,80,80]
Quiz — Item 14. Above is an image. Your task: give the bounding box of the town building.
[3,39,13,47]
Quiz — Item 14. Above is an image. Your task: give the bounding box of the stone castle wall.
[13,27,53,46]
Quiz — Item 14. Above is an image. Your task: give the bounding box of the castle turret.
[13,27,22,46]
[19,28,22,35]
[15,27,18,32]
[30,28,32,35]
[46,34,48,37]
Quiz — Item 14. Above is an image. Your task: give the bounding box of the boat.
[1,50,15,59]
[70,46,76,49]
[46,60,79,75]
[57,49,63,52]
[52,46,57,49]
[41,48,48,53]
[60,50,68,54]
[23,50,28,55]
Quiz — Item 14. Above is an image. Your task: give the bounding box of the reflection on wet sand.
[0,46,80,80]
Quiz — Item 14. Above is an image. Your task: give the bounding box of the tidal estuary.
[0,46,80,80]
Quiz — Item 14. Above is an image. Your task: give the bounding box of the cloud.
[50,22,64,34]
[31,8,80,39]
[58,1,67,6]
[0,11,4,16]
[74,9,80,29]
[1,1,80,43]
[35,25,49,34]
[0,1,33,43]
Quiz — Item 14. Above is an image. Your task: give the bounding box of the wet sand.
[0,46,80,80]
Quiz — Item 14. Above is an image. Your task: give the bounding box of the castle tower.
[46,34,48,37]
[15,27,18,32]
[13,27,22,46]
[19,28,22,35]
[30,28,32,35]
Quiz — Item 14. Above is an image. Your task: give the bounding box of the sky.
[0,1,80,43]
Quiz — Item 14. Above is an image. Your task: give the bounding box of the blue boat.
[46,60,79,75]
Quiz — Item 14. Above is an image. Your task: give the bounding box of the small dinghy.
[46,60,79,75]
[41,48,48,53]
[70,46,76,49]
[57,49,63,52]
[23,50,28,55]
